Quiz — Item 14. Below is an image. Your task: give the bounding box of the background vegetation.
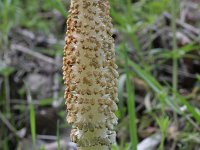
[0,0,200,150]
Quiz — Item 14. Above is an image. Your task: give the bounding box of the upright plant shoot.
[63,0,118,149]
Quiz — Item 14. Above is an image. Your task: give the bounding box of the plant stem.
[171,0,178,95]
[124,46,138,150]
[171,1,179,148]
[159,131,166,150]
[171,0,179,124]
[26,83,36,150]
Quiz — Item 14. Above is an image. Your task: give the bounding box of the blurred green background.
[0,0,200,150]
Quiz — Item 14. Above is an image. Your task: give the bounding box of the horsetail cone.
[63,0,119,149]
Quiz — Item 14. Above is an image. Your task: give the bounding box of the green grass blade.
[125,56,181,113]
[118,50,181,112]
[124,47,138,150]
[26,82,36,150]
[128,60,162,92]
[130,60,182,113]
[118,50,200,125]
[29,100,36,150]
[174,91,200,124]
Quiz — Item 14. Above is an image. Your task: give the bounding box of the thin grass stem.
[124,46,138,150]
[171,0,178,95]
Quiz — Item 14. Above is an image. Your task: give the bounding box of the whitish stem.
[63,0,118,149]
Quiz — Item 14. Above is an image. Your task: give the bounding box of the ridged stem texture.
[63,0,118,150]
